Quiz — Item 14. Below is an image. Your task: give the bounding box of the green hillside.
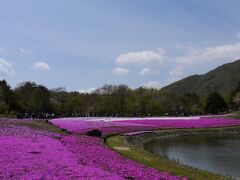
[161,59,240,100]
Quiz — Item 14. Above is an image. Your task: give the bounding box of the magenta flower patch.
[115,118,240,129]
[61,135,183,179]
[2,117,239,179]
[0,126,122,179]
[51,117,240,136]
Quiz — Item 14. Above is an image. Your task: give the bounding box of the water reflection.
[144,134,240,178]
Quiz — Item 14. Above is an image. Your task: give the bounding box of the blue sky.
[0,0,240,92]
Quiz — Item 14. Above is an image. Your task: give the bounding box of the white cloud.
[79,87,96,94]
[19,48,33,55]
[32,61,50,71]
[116,49,165,65]
[113,67,129,76]
[144,81,162,89]
[139,68,151,76]
[176,42,240,66]
[167,42,240,84]
[0,58,14,77]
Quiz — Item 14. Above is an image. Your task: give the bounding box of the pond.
[144,134,240,178]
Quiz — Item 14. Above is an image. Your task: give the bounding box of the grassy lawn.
[106,135,228,180]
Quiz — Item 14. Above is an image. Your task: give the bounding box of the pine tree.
[205,92,227,114]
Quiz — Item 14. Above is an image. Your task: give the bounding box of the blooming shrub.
[86,129,102,137]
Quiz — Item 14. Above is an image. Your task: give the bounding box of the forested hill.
[161,59,240,99]
[1,59,240,117]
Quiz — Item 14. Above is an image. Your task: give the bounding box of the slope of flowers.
[0,125,61,138]
[51,117,240,136]
[61,135,182,180]
[0,125,123,179]
[115,118,240,129]
[3,117,239,179]
[50,119,118,132]
[50,118,156,137]
[0,121,186,179]
[48,117,240,179]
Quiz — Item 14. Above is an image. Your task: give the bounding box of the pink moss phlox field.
[61,135,184,180]
[0,125,123,179]
[51,118,162,136]
[50,118,189,179]
[51,119,117,133]
[0,125,61,138]
[3,117,239,179]
[51,117,240,136]
[0,123,185,179]
[0,136,122,179]
[115,118,240,129]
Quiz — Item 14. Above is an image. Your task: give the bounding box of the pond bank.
[106,126,240,180]
[125,126,240,149]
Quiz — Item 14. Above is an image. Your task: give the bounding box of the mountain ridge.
[161,59,240,100]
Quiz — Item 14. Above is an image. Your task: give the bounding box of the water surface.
[144,134,240,178]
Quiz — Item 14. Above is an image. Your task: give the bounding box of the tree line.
[0,80,239,118]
